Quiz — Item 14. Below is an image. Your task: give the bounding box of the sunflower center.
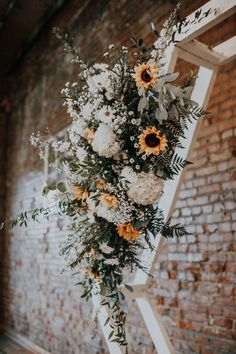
[141,69,152,83]
[145,133,160,147]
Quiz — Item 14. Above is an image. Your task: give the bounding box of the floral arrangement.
[2,5,210,352]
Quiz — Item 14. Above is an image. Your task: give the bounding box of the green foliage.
[162,219,190,238]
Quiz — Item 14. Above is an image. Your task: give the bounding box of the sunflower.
[73,185,89,202]
[138,127,167,156]
[101,193,119,209]
[116,223,139,241]
[134,62,158,89]
[85,128,95,142]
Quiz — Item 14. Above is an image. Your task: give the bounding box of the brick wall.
[149,59,236,354]
[1,0,236,353]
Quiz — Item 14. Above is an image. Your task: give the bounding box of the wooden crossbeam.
[214,35,236,64]
[175,0,236,44]
[176,40,223,70]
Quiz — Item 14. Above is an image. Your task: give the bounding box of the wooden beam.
[93,294,126,354]
[136,296,175,354]
[121,284,146,300]
[4,327,51,354]
[177,39,223,69]
[175,0,236,44]
[214,35,236,64]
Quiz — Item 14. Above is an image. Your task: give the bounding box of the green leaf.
[108,330,114,340]
[48,153,55,164]
[104,317,110,326]
[57,182,66,193]
[43,186,49,196]
[124,284,133,293]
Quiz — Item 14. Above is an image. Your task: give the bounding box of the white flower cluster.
[121,167,164,205]
[87,194,131,225]
[91,124,121,158]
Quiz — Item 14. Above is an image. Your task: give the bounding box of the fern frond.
[169,154,192,177]
[162,222,190,238]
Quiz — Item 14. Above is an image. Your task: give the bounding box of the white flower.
[120,167,164,205]
[87,71,110,95]
[69,119,87,139]
[76,147,87,161]
[80,102,94,119]
[91,124,121,158]
[97,106,115,124]
[87,194,131,225]
[86,65,120,101]
[104,258,119,266]
[51,141,72,154]
[100,243,114,254]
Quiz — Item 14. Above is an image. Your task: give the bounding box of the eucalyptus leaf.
[48,153,56,164]
[124,284,133,292]
[138,96,147,112]
[57,182,66,193]
[163,72,179,83]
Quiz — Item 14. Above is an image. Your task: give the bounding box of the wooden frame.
[96,1,236,353]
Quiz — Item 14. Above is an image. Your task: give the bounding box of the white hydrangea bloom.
[91,124,121,158]
[87,211,95,224]
[121,167,164,205]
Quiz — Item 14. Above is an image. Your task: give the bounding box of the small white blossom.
[100,243,114,254]
[97,106,115,124]
[104,258,119,266]
[76,147,87,161]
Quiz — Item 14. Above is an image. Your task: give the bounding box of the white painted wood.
[136,296,175,354]
[214,35,236,64]
[176,40,222,70]
[92,294,125,354]
[174,0,236,44]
